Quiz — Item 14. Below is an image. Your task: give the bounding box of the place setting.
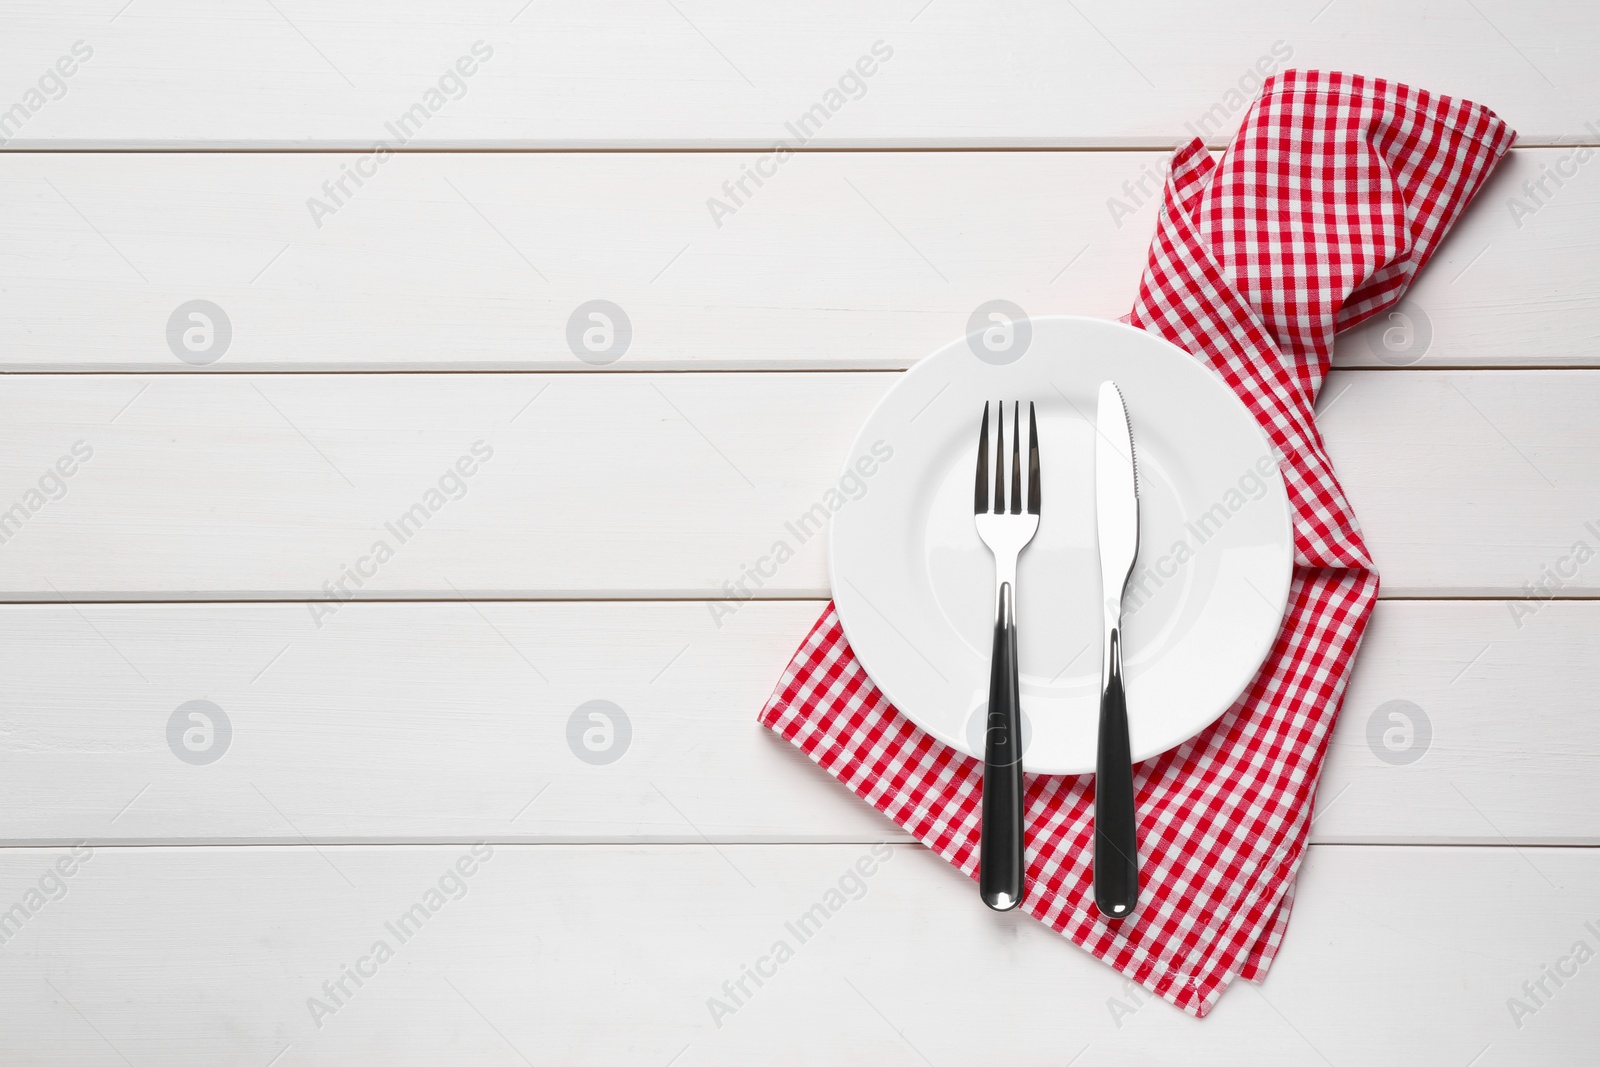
[758,71,1516,1017]
[829,317,1295,916]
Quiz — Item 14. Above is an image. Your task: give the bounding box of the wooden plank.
[0,843,1592,1063]
[1320,600,1600,844]
[0,2,1593,147]
[0,149,1590,371]
[1318,369,1600,596]
[0,600,1593,845]
[1,369,1596,599]
[0,371,879,600]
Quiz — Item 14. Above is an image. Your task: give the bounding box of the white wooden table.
[2,4,1596,1063]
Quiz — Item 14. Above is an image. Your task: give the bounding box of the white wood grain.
[0,600,1594,845]
[0,150,1590,371]
[1,370,1596,599]
[0,1,1592,147]
[1319,369,1600,596]
[0,843,1592,1064]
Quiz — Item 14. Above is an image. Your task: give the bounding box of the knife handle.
[979,582,1026,912]
[1094,626,1140,919]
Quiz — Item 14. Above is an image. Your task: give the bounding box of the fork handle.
[979,582,1026,911]
[1094,626,1139,919]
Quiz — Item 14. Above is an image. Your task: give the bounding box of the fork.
[973,400,1040,911]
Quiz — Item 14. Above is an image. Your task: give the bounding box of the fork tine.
[993,401,1006,513]
[1010,402,1022,514]
[974,402,990,514]
[1027,401,1041,516]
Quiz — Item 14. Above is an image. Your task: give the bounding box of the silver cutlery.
[1093,381,1141,918]
[973,400,1040,911]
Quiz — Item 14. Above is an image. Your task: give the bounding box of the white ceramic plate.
[830,316,1294,774]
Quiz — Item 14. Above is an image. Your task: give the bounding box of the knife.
[1093,380,1141,919]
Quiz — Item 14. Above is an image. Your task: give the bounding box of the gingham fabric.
[759,70,1513,1016]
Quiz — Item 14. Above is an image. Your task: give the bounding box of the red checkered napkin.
[759,71,1513,1016]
